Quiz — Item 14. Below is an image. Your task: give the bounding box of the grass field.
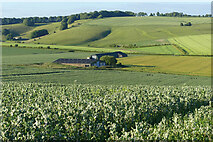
[2,47,211,86]
[3,17,211,55]
[169,34,211,55]
[118,55,211,76]
[2,42,185,55]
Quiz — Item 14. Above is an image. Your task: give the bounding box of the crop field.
[2,47,211,86]
[118,55,211,76]
[3,17,211,55]
[1,15,212,141]
[2,82,212,140]
[169,34,211,55]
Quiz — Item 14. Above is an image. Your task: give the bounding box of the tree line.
[1,10,211,25]
[0,10,136,25]
[138,12,212,17]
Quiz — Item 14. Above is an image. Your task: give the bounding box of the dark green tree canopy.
[100,55,117,67]
[67,15,76,24]
[2,29,10,35]
[30,29,49,38]
[23,18,34,26]
[60,21,68,30]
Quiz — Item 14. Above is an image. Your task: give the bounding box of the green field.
[3,17,211,55]
[2,47,211,86]
[1,16,213,141]
[169,34,211,55]
[118,55,211,76]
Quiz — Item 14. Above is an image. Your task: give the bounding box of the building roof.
[53,58,97,64]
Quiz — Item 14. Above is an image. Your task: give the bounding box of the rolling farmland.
[169,34,211,55]
[118,55,211,76]
[2,14,212,141]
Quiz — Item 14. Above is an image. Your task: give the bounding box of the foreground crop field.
[169,34,211,55]
[2,82,212,141]
[118,55,211,76]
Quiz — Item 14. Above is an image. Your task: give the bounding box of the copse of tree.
[60,21,68,30]
[30,29,49,38]
[100,55,117,67]
[6,33,14,40]
[137,12,147,16]
[2,29,10,35]
[23,18,34,26]
[67,15,76,24]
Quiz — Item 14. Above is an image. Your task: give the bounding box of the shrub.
[100,55,117,67]
[31,29,49,38]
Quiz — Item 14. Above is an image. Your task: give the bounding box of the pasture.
[2,47,211,86]
[2,17,211,55]
[118,55,211,76]
[169,34,211,55]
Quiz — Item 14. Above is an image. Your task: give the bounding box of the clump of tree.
[180,22,192,26]
[23,18,35,26]
[100,55,117,67]
[60,18,68,30]
[2,29,15,40]
[137,12,147,16]
[30,29,49,38]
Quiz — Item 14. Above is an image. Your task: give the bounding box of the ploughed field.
[2,82,212,140]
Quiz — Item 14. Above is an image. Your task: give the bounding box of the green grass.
[1,46,211,86]
[85,17,211,26]
[3,17,211,55]
[34,25,111,45]
[2,47,98,65]
[169,34,211,55]
[129,45,181,55]
[118,55,211,76]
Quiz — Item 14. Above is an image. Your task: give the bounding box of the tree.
[2,29,10,35]
[30,29,49,38]
[6,33,14,40]
[156,12,160,16]
[67,15,76,24]
[100,55,117,67]
[23,18,34,26]
[60,21,68,30]
[97,15,103,19]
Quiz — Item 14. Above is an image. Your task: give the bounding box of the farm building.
[89,51,127,60]
[53,58,106,67]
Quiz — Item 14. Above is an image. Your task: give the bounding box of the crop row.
[1,82,212,140]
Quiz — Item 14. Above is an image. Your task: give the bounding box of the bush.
[15,44,18,47]
[6,33,14,40]
[31,29,49,38]
[100,55,117,67]
[23,18,34,26]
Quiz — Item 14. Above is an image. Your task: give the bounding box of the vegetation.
[118,55,211,76]
[23,18,35,26]
[2,82,212,140]
[100,55,117,67]
[169,34,211,55]
[60,21,68,30]
[30,29,49,38]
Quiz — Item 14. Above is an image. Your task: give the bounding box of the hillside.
[3,17,211,55]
